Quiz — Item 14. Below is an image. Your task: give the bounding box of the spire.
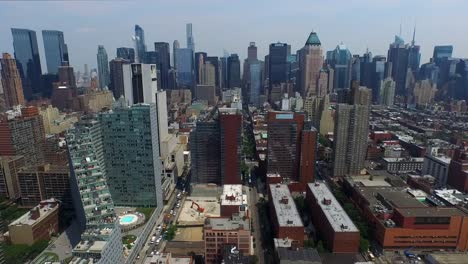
[411,23,416,46]
[305,31,321,46]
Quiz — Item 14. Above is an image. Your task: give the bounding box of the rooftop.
[396,207,467,218]
[305,31,321,46]
[269,184,303,227]
[205,215,250,231]
[434,189,467,206]
[221,185,247,206]
[9,198,59,226]
[307,182,358,233]
[277,247,322,263]
[383,157,424,162]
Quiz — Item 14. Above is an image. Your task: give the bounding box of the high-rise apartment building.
[227,54,241,88]
[0,156,24,199]
[190,108,242,184]
[267,111,317,186]
[42,30,69,74]
[154,42,171,89]
[109,58,130,99]
[58,64,76,88]
[1,53,25,108]
[200,62,216,86]
[186,23,195,51]
[66,118,124,263]
[135,25,146,63]
[122,63,158,105]
[116,47,135,63]
[0,106,45,166]
[332,104,369,176]
[96,45,110,89]
[11,28,42,100]
[99,104,163,207]
[299,31,323,97]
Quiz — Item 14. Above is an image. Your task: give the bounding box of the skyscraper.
[227,54,241,88]
[172,40,180,68]
[186,23,195,51]
[333,104,369,177]
[134,25,146,63]
[190,108,242,184]
[433,45,453,66]
[328,43,352,90]
[42,30,69,74]
[99,104,163,207]
[58,64,76,88]
[66,118,124,263]
[379,77,396,106]
[248,62,263,106]
[11,28,42,100]
[205,56,220,88]
[299,31,323,96]
[154,42,171,89]
[195,52,207,84]
[200,62,216,86]
[97,45,110,89]
[122,63,157,105]
[1,53,25,108]
[109,58,130,99]
[248,42,257,60]
[267,111,317,184]
[175,48,194,88]
[116,47,135,63]
[268,43,289,91]
[387,36,410,96]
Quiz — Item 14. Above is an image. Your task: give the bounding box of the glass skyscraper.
[268,43,289,91]
[97,45,110,89]
[11,28,42,100]
[116,47,135,63]
[135,24,146,63]
[433,45,453,66]
[175,48,194,87]
[42,30,68,74]
[186,23,195,51]
[329,44,352,90]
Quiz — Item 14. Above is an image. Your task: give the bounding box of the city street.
[248,186,264,264]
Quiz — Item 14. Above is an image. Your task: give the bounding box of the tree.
[359,238,370,252]
[316,240,325,253]
[304,239,315,248]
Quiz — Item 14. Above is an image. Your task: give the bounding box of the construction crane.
[191,201,205,213]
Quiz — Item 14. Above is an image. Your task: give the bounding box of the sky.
[1,0,467,73]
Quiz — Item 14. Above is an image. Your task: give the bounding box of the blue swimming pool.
[121,215,136,224]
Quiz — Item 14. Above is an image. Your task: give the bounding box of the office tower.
[408,27,421,76]
[267,112,317,184]
[368,56,387,103]
[134,24,146,63]
[420,61,439,84]
[0,106,45,166]
[155,90,168,146]
[96,45,110,89]
[248,42,257,60]
[186,23,195,51]
[195,52,207,84]
[154,42,171,89]
[11,28,42,100]
[387,35,412,96]
[1,53,25,108]
[413,79,437,106]
[144,51,158,64]
[333,104,369,176]
[316,69,329,97]
[299,31,323,97]
[379,77,396,105]
[122,63,157,105]
[58,64,76,88]
[359,50,373,87]
[351,55,361,82]
[173,40,180,68]
[328,43,352,90]
[200,62,216,86]
[433,45,453,66]
[42,30,69,74]
[175,48,194,88]
[190,108,242,184]
[220,56,228,88]
[66,118,124,263]
[109,58,130,99]
[205,56,220,87]
[248,62,263,106]
[116,47,135,63]
[227,54,241,88]
[99,104,163,207]
[269,43,289,91]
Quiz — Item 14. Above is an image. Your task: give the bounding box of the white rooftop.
[221,185,246,206]
[269,184,303,227]
[307,182,358,233]
[9,199,59,226]
[435,189,463,205]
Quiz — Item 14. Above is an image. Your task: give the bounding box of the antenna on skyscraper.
[411,22,417,46]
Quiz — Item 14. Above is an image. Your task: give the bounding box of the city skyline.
[1,0,467,70]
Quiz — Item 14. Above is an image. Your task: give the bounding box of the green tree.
[316,240,325,253]
[359,238,370,252]
[304,239,315,248]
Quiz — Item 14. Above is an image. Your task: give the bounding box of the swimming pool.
[119,214,138,225]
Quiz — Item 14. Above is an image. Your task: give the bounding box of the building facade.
[42,30,69,74]
[97,45,110,89]
[109,58,130,99]
[1,53,25,108]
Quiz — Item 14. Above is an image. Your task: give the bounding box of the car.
[156,224,162,230]
[150,251,155,256]
[156,251,160,255]
[176,203,180,208]
[170,210,174,215]
[172,211,177,216]
[156,238,162,245]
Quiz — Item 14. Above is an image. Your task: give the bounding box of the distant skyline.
[1,0,467,72]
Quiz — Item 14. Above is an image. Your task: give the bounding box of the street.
[248,186,264,264]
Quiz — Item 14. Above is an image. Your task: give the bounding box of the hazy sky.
[1,0,467,73]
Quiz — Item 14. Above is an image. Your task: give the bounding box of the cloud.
[76,27,97,33]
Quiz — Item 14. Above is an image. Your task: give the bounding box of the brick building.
[220,185,248,218]
[204,214,251,264]
[306,182,359,253]
[268,184,304,247]
[447,150,468,192]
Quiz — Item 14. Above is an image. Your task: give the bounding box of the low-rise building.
[221,184,248,218]
[7,198,59,245]
[268,184,304,247]
[204,214,251,264]
[423,151,451,187]
[306,182,360,253]
[382,157,424,173]
[144,252,193,264]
